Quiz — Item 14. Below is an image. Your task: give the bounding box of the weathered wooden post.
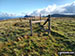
[39,14,41,25]
[48,15,51,35]
[41,14,51,35]
[19,18,22,22]
[40,14,41,21]
[29,19,33,36]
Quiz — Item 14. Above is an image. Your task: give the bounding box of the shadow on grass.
[30,22,75,52]
[51,31,65,38]
[33,23,66,38]
[43,33,48,36]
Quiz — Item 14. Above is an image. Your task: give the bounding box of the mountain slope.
[0,17,75,56]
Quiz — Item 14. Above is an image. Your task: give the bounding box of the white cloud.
[0,1,75,17]
[0,12,25,17]
[0,12,17,17]
[29,1,75,16]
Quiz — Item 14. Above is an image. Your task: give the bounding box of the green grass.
[0,17,75,56]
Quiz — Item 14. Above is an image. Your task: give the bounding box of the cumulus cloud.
[0,1,75,17]
[29,1,75,16]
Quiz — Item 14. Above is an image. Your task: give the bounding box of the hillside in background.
[0,17,75,56]
[0,13,75,20]
[51,14,75,17]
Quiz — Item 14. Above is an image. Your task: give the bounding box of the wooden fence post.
[40,14,41,25]
[19,18,22,22]
[40,14,41,21]
[29,19,33,36]
[48,15,51,35]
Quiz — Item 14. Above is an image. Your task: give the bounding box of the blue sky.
[0,0,75,15]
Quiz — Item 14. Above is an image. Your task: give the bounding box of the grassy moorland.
[0,17,75,56]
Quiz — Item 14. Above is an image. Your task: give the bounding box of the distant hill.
[0,16,24,20]
[51,14,75,17]
[24,15,33,18]
[0,14,75,20]
[0,17,14,20]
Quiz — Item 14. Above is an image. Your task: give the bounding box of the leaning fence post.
[48,15,51,35]
[29,19,33,36]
